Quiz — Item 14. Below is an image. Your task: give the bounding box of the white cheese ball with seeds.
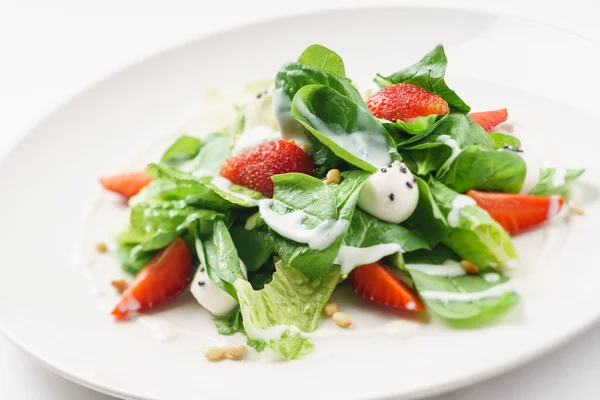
[191,260,247,316]
[357,161,419,224]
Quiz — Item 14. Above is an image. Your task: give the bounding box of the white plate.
[1,7,599,400]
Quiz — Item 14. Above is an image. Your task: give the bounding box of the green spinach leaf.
[297,44,345,77]
[212,307,244,335]
[230,222,273,272]
[441,146,526,193]
[429,179,519,270]
[114,243,157,275]
[409,268,518,326]
[161,135,202,165]
[266,173,348,279]
[405,177,450,247]
[401,113,494,177]
[292,84,400,172]
[202,220,247,299]
[374,44,471,113]
[489,133,521,149]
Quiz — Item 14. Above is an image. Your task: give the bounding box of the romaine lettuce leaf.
[146,162,265,208]
[374,44,471,113]
[292,84,400,172]
[234,261,340,360]
[130,200,223,238]
[530,168,585,196]
[441,146,526,193]
[429,179,519,270]
[145,164,236,211]
[297,44,346,77]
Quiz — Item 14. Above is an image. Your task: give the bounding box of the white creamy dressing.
[505,259,521,269]
[272,88,313,150]
[191,169,215,178]
[312,320,422,340]
[483,272,501,283]
[335,244,402,275]
[357,161,419,224]
[447,195,476,228]
[490,121,515,135]
[210,176,261,206]
[552,168,567,188]
[419,281,517,303]
[293,99,392,167]
[258,199,348,250]
[436,134,462,167]
[232,125,280,154]
[136,316,181,342]
[547,195,563,219]
[406,260,466,277]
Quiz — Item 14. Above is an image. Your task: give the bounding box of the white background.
[1,0,599,399]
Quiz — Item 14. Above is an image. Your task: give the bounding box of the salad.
[98,44,584,360]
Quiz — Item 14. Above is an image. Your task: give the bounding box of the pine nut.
[460,260,479,275]
[323,301,338,317]
[110,279,129,294]
[204,347,225,362]
[95,242,108,253]
[326,169,341,185]
[332,311,352,328]
[568,203,584,215]
[223,345,246,361]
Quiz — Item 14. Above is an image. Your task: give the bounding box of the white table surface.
[1,0,599,399]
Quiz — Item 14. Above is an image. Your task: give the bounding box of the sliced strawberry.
[469,109,508,132]
[100,171,152,198]
[220,139,313,197]
[349,262,424,311]
[466,190,563,234]
[112,237,192,321]
[367,83,450,122]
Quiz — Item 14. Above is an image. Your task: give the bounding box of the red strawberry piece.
[466,190,563,234]
[469,109,508,132]
[100,171,152,198]
[112,237,193,321]
[349,262,424,311]
[367,83,450,122]
[220,139,313,197]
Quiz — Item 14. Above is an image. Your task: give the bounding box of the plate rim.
[1,6,599,400]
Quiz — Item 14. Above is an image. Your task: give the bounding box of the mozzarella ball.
[191,260,248,316]
[357,161,419,224]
